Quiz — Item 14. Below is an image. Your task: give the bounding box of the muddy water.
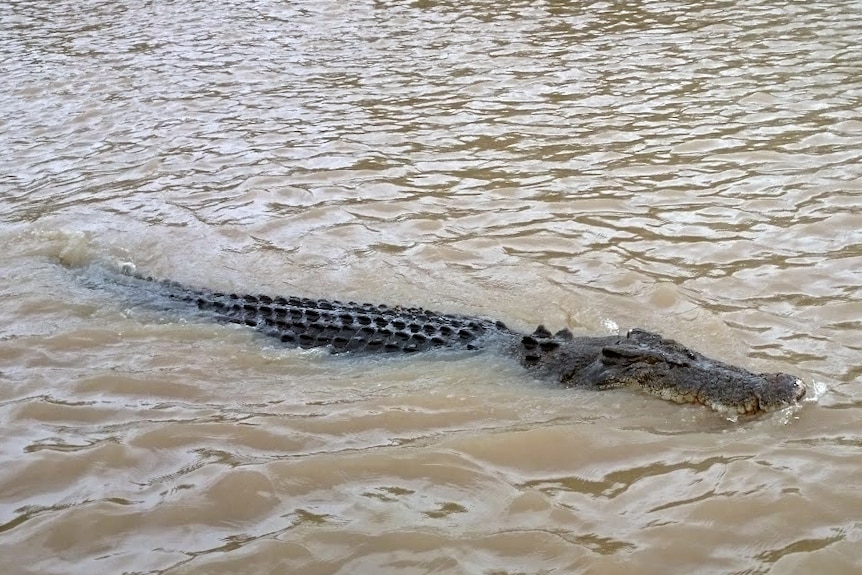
[2,0,862,573]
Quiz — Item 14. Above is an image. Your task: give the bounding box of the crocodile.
[87,266,806,415]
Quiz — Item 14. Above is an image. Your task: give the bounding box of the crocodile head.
[519,327,806,415]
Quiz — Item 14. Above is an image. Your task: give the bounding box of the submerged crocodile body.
[96,268,806,415]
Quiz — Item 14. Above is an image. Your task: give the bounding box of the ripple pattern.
[2,0,862,573]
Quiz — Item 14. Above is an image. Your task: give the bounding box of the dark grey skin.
[94,268,806,415]
[517,326,805,415]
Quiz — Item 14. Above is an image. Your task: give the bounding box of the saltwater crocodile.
[88,266,806,415]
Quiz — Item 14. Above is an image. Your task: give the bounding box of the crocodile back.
[188,289,510,353]
[84,264,512,354]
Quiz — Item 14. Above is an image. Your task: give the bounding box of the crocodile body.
[91,267,807,415]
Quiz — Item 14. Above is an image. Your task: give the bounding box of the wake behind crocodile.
[72,262,806,416]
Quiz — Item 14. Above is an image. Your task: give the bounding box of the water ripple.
[3,0,862,573]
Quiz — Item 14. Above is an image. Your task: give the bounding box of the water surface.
[2,1,862,573]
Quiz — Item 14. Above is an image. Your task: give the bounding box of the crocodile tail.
[74,263,209,312]
[82,265,500,354]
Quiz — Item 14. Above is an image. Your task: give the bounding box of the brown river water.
[2,1,862,573]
